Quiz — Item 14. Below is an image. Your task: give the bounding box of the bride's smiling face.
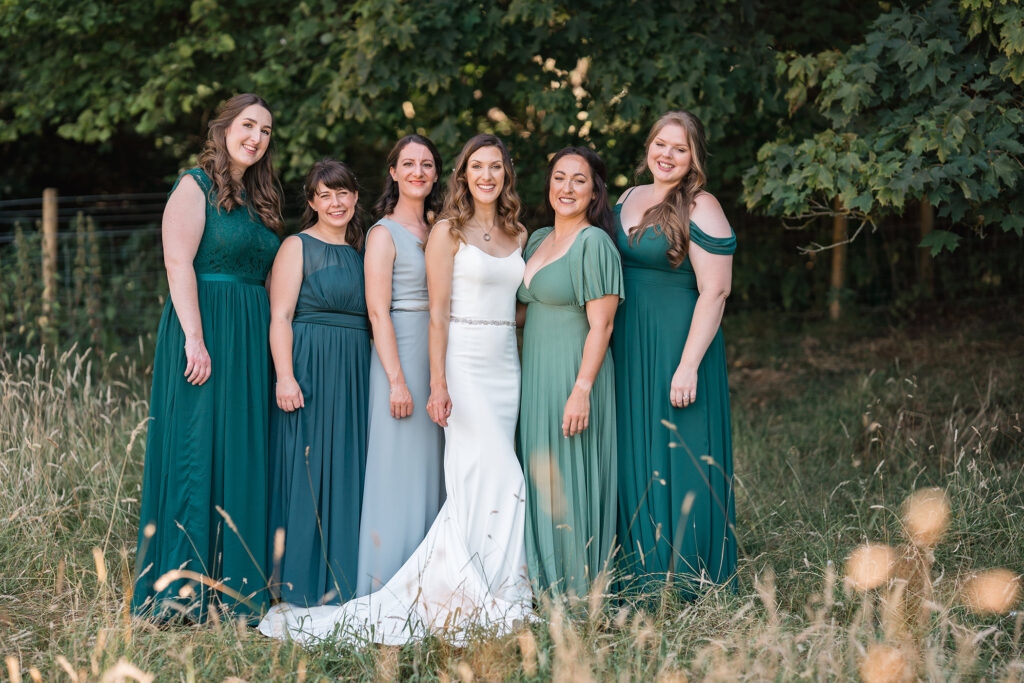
[465,146,505,206]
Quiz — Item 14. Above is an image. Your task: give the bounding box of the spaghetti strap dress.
[611,200,738,597]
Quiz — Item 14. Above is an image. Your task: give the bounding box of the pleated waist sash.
[293,310,369,330]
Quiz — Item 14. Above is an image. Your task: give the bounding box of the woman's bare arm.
[425,220,458,427]
[162,174,210,385]
[268,236,305,411]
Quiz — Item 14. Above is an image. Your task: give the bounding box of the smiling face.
[224,104,273,176]
[390,141,437,201]
[646,122,691,186]
[308,182,358,231]
[548,154,594,223]
[464,146,505,206]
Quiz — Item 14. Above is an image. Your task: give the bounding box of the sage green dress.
[611,201,737,597]
[132,168,280,623]
[518,226,623,596]
[269,234,369,607]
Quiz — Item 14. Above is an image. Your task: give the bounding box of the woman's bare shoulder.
[691,192,731,238]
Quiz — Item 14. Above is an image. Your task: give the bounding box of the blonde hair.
[439,134,522,243]
[628,110,708,267]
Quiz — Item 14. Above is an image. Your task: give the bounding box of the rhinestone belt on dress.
[450,315,515,328]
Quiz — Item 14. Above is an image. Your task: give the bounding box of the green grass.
[2,302,1022,681]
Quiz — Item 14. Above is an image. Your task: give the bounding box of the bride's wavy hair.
[300,159,365,250]
[543,146,615,239]
[440,134,522,242]
[197,93,284,235]
[628,110,708,267]
[372,134,444,224]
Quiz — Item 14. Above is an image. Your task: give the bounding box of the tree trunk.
[829,199,848,321]
[919,198,934,298]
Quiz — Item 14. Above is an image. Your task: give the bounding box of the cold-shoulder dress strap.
[688,221,737,256]
[567,227,624,306]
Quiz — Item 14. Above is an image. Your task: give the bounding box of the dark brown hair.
[439,134,522,243]
[373,134,444,223]
[301,159,365,251]
[543,146,614,239]
[196,93,284,235]
[628,110,708,267]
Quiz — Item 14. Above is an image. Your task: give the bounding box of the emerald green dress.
[132,168,280,623]
[611,202,737,597]
[269,234,369,606]
[518,226,623,596]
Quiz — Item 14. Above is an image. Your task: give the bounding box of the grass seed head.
[901,487,950,548]
[517,629,538,676]
[92,547,107,584]
[962,568,1020,614]
[273,527,285,562]
[5,656,22,683]
[859,643,914,683]
[846,544,896,591]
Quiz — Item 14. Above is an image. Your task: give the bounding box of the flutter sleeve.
[688,221,737,255]
[569,227,624,307]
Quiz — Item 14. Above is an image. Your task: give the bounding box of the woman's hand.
[427,384,452,427]
[183,337,212,385]
[390,382,414,419]
[276,376,305,412]
[670,364,698,408]
[562,385,591,437]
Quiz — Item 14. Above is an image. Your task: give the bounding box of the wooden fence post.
[829,198,848,321]
[41,188,58,343]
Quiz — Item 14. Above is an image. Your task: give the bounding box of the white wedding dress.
[259,241,532,645]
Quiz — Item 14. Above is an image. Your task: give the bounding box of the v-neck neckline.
[523,226,586,290]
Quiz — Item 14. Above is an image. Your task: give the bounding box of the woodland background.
[1,1,1023,680]
[2,0,1022,350]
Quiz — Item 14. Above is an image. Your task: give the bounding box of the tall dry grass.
[1,308,1022,680]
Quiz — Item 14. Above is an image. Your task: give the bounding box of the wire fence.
[0,192,168,352]
[1,189,1021,354]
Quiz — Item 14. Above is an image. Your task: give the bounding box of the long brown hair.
[373,134,444,223]
[628,110,708,267]
[300,160,365,251]
[439,134,522,243]
[543,146,614,239]
[197,93,284,235]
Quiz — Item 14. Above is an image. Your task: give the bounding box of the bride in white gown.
[259,134,533,645]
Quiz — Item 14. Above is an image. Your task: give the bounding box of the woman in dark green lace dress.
[267,160,369,606]
[132,94,283,623]
[612,111,738,597]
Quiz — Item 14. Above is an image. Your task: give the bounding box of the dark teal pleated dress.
[269,233,369,606]
[611,202,738,597]
[132,168,280,623]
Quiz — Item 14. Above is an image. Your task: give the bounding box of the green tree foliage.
[0,0,802,196]
[743,0,1024,252]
